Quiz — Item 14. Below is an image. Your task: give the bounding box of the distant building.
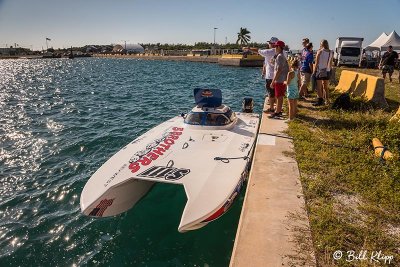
[100,45,113,53]
[86,46,99,53]
[190,49,211,56]
[0,47,16,55]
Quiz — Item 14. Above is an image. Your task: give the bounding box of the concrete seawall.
[218,58,263,67]
[94,54,263,67]
[229,100,316,267]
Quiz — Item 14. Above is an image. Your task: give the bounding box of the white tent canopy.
[124,44,144,53]
[365,32,387,51]
[381,31,400,50]
[365,31,400,51]
[113,44,144,53]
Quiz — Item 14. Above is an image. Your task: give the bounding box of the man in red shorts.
[269,40,289,118]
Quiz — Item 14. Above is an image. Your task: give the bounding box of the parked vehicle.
[334,37,364,67]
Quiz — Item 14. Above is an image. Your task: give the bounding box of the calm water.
[0,58,263,266]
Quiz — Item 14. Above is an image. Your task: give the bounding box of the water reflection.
[0,58,262,266]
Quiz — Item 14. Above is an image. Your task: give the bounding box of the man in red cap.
[269,40,289,118]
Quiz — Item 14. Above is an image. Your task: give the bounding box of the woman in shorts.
[313,40,333,106]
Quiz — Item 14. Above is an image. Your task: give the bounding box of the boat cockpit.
[183,88,243,128]
[184,105,237,126]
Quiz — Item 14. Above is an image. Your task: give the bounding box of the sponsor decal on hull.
[137,165,190,181]
[201,168,248,223]
[89,198,114,217]
[104,163,128,187]
[239,142,250,152]
[129,131,171,163]
[248,119,257,128]
[102,127,184,188]
[128,127,184,174]
[130,136,146,145]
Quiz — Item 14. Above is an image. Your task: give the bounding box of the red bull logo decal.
[201,89,213,97]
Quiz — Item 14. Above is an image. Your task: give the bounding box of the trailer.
[334,37,364,67]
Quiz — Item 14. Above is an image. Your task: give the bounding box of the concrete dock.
[230,102,316,267]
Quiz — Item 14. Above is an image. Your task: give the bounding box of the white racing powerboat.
[80,89,260,232]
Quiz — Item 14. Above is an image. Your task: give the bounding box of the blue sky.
[0,0,399,51]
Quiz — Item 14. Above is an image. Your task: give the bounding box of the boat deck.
[229,99,316,267]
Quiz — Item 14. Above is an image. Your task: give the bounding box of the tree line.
[139,28,289,51]
[139,42,268,51]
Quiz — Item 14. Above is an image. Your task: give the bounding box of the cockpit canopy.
[184,105,236,126]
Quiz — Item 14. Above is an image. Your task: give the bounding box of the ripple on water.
[0,58,264,266]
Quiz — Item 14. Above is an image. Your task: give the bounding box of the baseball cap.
[268,37,279,44]
[275,40,285,48]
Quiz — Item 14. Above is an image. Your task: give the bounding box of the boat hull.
[80,112,260,231]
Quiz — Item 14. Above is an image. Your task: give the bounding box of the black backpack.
[332,93,351,110]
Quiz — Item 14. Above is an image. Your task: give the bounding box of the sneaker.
[263,108,275,113]
[312,98,324,106]
[268,112,279,119]
[268,112,283,119]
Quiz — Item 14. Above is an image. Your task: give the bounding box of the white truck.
[334,37,364,67]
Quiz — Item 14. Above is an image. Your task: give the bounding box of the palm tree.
[236,27,251,46]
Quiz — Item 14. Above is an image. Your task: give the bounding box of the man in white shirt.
[258,37,278,112]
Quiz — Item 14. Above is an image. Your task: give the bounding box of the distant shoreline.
[93,54,220,63]
[0,54,220,63]
[0,55,21,59]
[0,54,264,67]
[95,54,263,67]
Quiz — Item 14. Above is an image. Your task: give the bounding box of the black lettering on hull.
[137,166,190,181]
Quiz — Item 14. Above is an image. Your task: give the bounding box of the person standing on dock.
[313,39,333,106]
[258,37,279,113]
[285,59,301,120]
[299,38,313,99]
[269,40,289,118]
[379,45,398,82]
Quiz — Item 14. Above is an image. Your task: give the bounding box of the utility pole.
[212,28,218,56]
[121,40,129,50]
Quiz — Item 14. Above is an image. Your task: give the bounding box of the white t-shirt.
[318,49,333,71]
[258,49,275,79]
